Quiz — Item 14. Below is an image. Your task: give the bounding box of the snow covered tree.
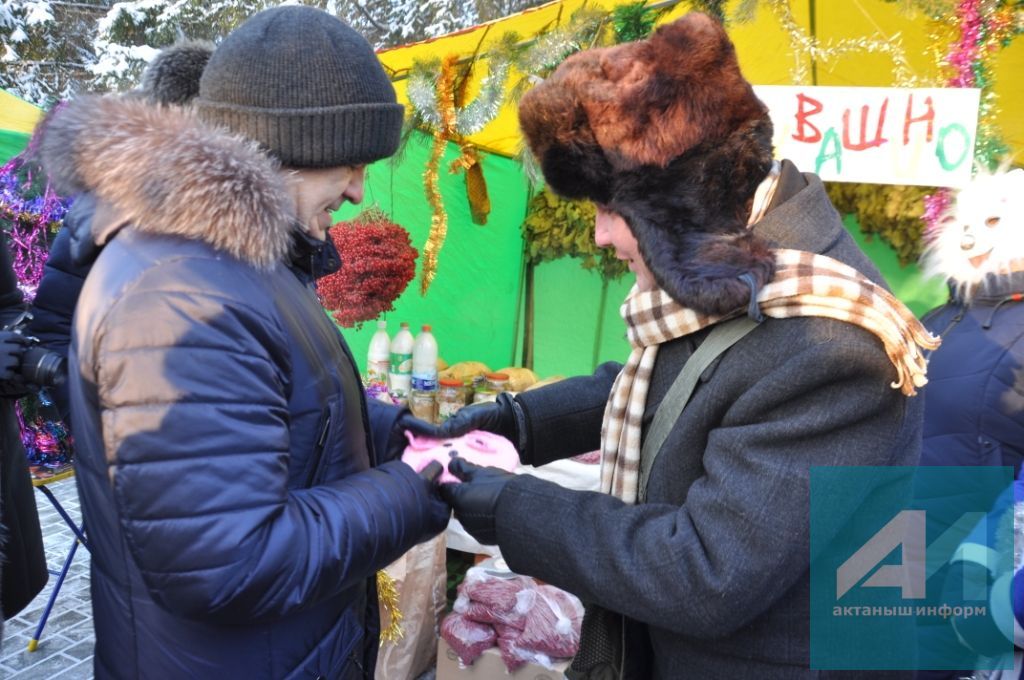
[91,0,281,92]
[90,0,547,91]
[0,0,550,104]
[1,0,112,105]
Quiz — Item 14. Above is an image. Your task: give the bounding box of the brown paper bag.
[376,534,447,680]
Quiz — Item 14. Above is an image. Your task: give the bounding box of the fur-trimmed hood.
[40,95,294,269]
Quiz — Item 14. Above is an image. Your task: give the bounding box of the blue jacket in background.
[920,273,1024,473]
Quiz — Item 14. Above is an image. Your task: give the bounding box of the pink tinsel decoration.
[922,189,953,241]
[948,0,983,87]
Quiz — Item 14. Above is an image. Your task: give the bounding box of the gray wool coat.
[498,163,923,679]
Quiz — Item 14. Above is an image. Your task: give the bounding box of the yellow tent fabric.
[0,89,42,135]
[378,0,1024,160]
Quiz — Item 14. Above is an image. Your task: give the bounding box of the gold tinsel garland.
[376,570,404,645]
[758,0,920,86]
[411,51,511,293]
[419,54,460,295]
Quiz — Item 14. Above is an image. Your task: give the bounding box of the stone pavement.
[1,476,94,679]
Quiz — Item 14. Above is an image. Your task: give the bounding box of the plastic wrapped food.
[446,564,585,672]
[497,634,553,672]
[515,585,585,658]
[458,599,527,629]
[454,569,533,627]
[439,612,496,666]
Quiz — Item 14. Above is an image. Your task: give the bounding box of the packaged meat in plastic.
[446,560,586,672]
[497,633,554,672]
[439,612,496,666]
[514,584,585,659]
[453,566,532,628]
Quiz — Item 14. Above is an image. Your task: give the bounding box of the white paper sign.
[752,86,980,188]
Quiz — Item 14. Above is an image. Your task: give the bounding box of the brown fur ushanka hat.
[519,13,776,314]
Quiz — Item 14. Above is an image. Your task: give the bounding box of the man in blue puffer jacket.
[37,7,449,679]
[28,40,405,454]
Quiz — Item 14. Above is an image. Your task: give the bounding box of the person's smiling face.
[286,165,366,240]
[594,205,656,291]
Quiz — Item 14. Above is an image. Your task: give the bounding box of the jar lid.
[485,372,509,381]
[439,378,462,387]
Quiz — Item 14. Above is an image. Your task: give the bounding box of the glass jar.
[409,389,436,424]
[436,378,465,423]
[484,372,509,393]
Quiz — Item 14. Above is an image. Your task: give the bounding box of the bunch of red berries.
[318,209,418,328]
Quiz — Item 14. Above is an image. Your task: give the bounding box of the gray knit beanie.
[194,5,403,168]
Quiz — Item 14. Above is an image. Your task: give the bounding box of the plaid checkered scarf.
[599,248,941,504]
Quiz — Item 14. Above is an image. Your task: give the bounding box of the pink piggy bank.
[401,430,520,484]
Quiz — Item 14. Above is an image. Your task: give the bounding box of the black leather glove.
[416,460,453,539]
[382,408,422,462]
[0,331,29,398]
[402,392,521,448]
[439,457,516,545]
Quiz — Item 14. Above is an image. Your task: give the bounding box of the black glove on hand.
[402,392,521,446]
[0,331,29,397]
[418,460,453,537]
[439,457,516,546]
[382,408,427,462]
[0,331,28,380]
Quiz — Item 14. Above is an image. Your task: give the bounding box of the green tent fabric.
[0,129,30,165]
[842,215,948,318]
[335,132,528,373]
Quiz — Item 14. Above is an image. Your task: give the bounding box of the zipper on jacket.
[305,413,332,488]
[925,306,966,360]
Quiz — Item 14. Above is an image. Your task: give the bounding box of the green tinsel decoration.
[522,187,628,280]
[612,2,660,44]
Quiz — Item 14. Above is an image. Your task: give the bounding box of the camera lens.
[20,347,67,387]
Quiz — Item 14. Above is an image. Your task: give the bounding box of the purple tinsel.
[16,392,74,470]
[0,156,71,301]
[2,148,75,471]
[922,189,953,242]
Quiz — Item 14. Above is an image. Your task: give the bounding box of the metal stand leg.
[36,485,89,548]
[27,523,84,652]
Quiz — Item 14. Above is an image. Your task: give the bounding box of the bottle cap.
[485,372,509,381]
[400,322,409,328]
[377,320,387,329]
[439,378,462,387]
[421,324,431,332]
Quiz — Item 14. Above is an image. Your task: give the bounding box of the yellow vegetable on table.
[496,367,539,392]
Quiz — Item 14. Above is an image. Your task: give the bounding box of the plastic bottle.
[366,320,390,384]
[389,322,414,399]
[411,325,439,393]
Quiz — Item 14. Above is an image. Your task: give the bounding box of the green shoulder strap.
[638,317,758,503]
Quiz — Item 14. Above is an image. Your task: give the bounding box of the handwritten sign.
[752,86,980,188]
